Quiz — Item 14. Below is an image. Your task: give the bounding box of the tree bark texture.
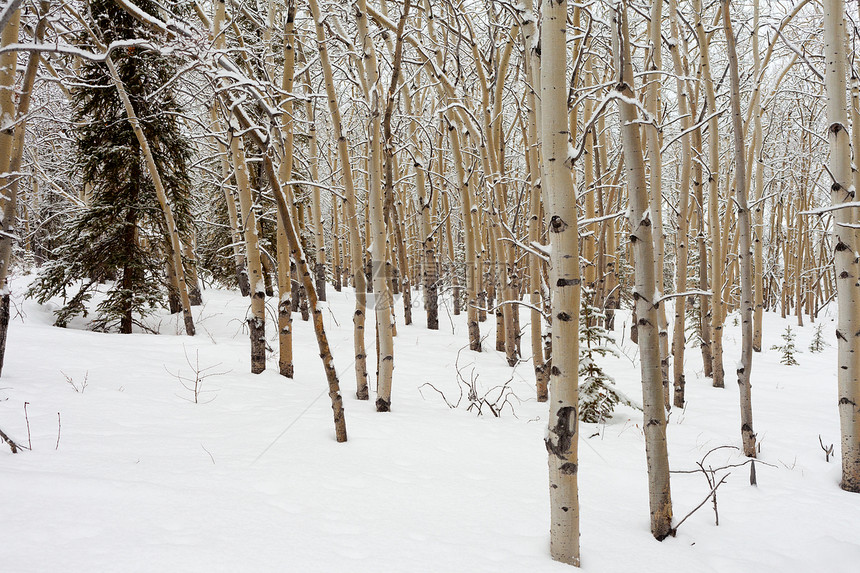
[614,3,673,540]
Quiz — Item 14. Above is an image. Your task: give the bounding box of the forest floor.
[1,271,859,572]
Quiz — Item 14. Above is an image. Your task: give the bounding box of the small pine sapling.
[809,324,827,353]
[771,325,799,366]
[579,288,640,423]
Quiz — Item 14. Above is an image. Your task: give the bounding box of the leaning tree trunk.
[541,0,580,565]
[265,152,348,443]
[723,0,756,458]
[224,95,349,442]
[105,55,195,337]
[309,0,369,398]
[613,2,673,540]
[823,0,860,492]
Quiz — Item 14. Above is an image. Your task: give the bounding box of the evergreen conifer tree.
[579,288,640,423]
[809,324,827,353]
[772,325,800,366]
[29,0,194,333]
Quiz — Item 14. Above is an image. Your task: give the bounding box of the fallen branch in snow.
[0,426,20,453]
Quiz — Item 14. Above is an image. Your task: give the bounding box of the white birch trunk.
[644,0,671,408]
[823,0,860,492]
[355,0,395,411]
[541,0,580,565]
[613,3,673,540]
[228,127,266,372]
[723,0,756,458]
[694,0,725,388]
[668,0,691,408]
[308,0,369,398]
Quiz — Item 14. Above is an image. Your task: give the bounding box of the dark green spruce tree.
[30,0,195,333]
[579,288,641,423]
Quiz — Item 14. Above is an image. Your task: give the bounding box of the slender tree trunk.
[183,239,203,306]
[694,0,724,388]
[229,128,266,372]
[644,0,671,409]
[309,129,326,302]
[669,0,691,408]
[723,0,757,458]
[542,0,580,564]
[752,0,765,352]
[309,0,369,398]
[405,85,438,329]
[823,0,860,492]
[275,1,297,378]
[121,210,140,334]
[613,3,673,540]
[332,197,343,292]
[208,102,249,296]
[522,0,547,401]
[450,125,481,351]
[0,11,19,308]
[0,8,29,371]
[356,0,395,411]
[444,194,461,316]
[693,126,714,378]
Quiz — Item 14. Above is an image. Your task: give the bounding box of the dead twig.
[819,435,834,462]
[670,445,776,534]
[0,426,20,453]
[167,347,230,404]
[61,370,88,393]
[418,346,521,417]
[671,473,730,535]
[24,402,31,450]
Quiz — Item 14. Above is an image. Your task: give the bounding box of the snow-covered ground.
[1,272,858,572]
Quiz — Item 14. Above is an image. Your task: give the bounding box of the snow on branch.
[0,39,157,62]
[798,201,860,217]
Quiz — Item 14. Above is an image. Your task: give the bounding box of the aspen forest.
[3,0,860,570]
